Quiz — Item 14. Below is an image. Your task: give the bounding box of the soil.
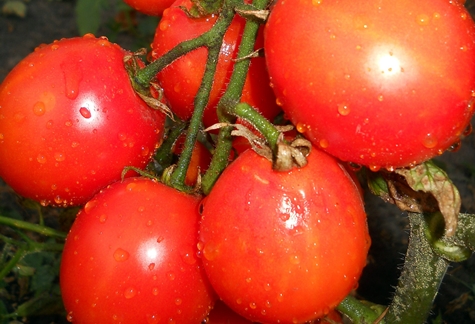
[1,0,475,323]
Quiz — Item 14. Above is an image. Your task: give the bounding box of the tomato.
[0,35,166,206]
[123,0,174,16]
[199,148,370,323]
[60,177,216,323]
[151,0,280,128]
[264,0,475,170]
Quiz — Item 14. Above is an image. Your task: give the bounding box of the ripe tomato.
[199,148,370,323]
[60,177,216,323]
[0,35,165,206]
[264,0,475,170]
[151,0,280,128]
[123,0,174,16]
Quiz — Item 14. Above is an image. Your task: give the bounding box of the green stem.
[0,245,27,281]
[153,119,187,175]
[165,0,239,192]
[0,215,66,239]
[383,212,449,323]
[336,295,386,324]
[201,0,272,194]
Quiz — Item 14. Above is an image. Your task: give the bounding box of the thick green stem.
[0,215,66,238]
[384,212,449,323]
[153,119,187,175]
[164,0,239,192]
[201,0,272,194]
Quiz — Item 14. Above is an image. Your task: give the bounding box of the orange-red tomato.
[60,177,216,323]
[123,0,174,16]
[265,0,475,170]
[0,36,165,206]
[151,0,280,128]
[199,148,370,323]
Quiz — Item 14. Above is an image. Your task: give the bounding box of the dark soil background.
[1,0,475,323]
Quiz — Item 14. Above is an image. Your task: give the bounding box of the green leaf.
[2,1,27,18]
[75,0,107,35]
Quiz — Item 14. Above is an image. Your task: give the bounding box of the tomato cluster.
[1,0,474,323]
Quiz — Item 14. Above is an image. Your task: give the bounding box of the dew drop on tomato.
[32,101,46,116]
[113,248,130,262]
[79,107,91,119]
[124,287,137,299]
[422,133,438,149]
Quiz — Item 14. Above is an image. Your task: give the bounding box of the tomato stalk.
[167,1,239,191]
[0,215,66,239]
[383,212,449,323]
[201,0,272,194]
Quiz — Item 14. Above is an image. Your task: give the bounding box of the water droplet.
[118,133,127,141]
[126,182,137,191]
[71,141,79,148]
[377,95,384,102]
[290,255,300,265]
[448,141,461,152]
[276,97,284,107]
[312,0,322,6]
[66,311,74,322]
[319,139,329,148]
[463,123,472,136]
[124,287,137,299]
[152,287,159,296]
[148,263,155,270]
[203,243,219,261]
[65,120,73,127]
[236,298,243,305]
[369,165,381,172]
[84,199,98,213]
[46,120,54,129]
[54,152,65,162]
[416,14,430,25]
[51,44,59,50]
[167,272,176,280]
[277,293,284,302]
[83,33,95,39]
[146,314,159,324]
[337,103,351,116]
[175,298,182,305]
[113,248,130,262]
[246,277,252,283]
[296,122,307,133]
[159,20,170,31]
[141,146,150,157]
[61,60,83,100]
[181,250,197,265]
[33,102,46,116]
[157,236,164,243]
[79,107,91,119]
[422,133,438,149]
[461,12,468,20]
[54,196,63,205]
[99,214,107,223]
[249,302,257,309]
[37,154,47,164]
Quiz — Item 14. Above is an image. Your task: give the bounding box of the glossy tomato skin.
[151,0,280,128]
[199,149,370,323]
[265,0,475,170]
[60,177,216,323]
[123,0,174,16]
[0,35,165,206]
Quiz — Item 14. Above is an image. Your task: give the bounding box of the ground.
[0,0,475,323]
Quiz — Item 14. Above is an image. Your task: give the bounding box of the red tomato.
[123,0,174,16]
[199,148,370,323]
[264,0,475,170]
[151,0,280,128]
[0,35,165,206]
[60,177,216,323]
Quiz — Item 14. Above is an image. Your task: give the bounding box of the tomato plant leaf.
[395,161,461,236]
[2,1,27,18]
